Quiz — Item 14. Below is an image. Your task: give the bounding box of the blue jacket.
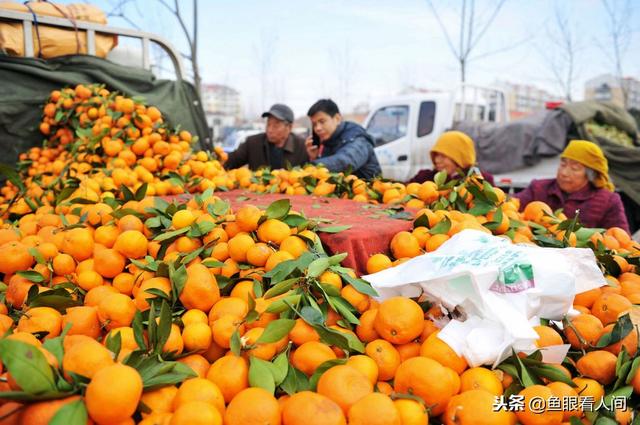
[312,121,382,179]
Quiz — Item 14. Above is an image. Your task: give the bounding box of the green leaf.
[597,254,622,277]
[245,310,260,324]
[16,271,44,283]
[27,290,82,312]
[134,183,148,201]
[49,399,88,425]
[316,225,351,233]
[202,259,225,268]
[283,214,308,228]
[300,305,324,325]
[132,312,148,350]
[109,208,145,221]
[264,294,302,314]
[230,330,242,356]
[313,325,364,353]
[626,356,640,385]
[468,201,494,216]
[170,264,188,298]
[614,359,632,391]
[56,187,76,206]
[497,363,519,379]
[569,417,584,425]
[429,216,451,235]
[0,390,74,402]
[105,329,122,359]
[329,296,360,325]
[434,170,447,188]
[335,269,378,297]
[180,244,204,265]
[67,197,96,205]
[602,385,633,409]
[512,349,540,387]
[320,283,341,297]
[208,200,230,217]
[309,359,346,390]
[413,213,430,228]
[529,364,576,387]
[256,319,296,344]
[249,357,276,393]
[264,278,297,299]
[594,417,618,425]
[263,259,299,285]
[308,257,331,278]
[575,227,601,243]
[28,247,47,265]
[252,280,264,298]
[0,339,56,394]
[265,199,291,220]
[481,181,497,202]
[272,351,289,385]
[280,366,309,395]
[139,360,197,390]
[155,301,173,354]
[0,163,26,192]
[144,288,172,302]
[120,184,135,202]
[145,216,162,229]
[41,324,71,366]
[328,253,348,266]
[596,314,633,348]
[196,221,216,235]
[154,227,189,242]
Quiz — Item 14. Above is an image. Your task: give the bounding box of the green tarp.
[559,101,640,206]
[0,54,209,166]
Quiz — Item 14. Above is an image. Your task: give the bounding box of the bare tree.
[158,0,201,95]
[329,42,356,112]
[106,0,201,95]
[427,0,528,83]
[541,5,580,101]
[107,0,142,30]
[253,31,278,112]
[600,0,634,107]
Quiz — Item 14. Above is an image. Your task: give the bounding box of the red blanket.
[211,190,414,275]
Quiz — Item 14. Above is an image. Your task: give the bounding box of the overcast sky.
[62,0,640,118]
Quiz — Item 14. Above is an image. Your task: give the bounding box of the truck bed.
[493,157,559,191]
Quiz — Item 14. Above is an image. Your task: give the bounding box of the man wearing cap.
[224,104,308,170]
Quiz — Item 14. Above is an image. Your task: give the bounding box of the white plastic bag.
[363,230,606,367]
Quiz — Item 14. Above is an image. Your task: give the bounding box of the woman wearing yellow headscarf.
[516,140,629,231]
[407,131,494,184]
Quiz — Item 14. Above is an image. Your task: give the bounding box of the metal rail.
[0,8,186,80]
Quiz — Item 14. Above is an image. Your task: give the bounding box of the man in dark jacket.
[224,104,308,170]
[305,99,381,179]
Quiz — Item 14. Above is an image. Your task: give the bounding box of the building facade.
[584,74,640,110]
[201,84,242,142]
[201,84,242,119]
[494,81,559,118]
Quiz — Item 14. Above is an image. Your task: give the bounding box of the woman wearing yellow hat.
[407,131,494,184]
[516,140,629,231]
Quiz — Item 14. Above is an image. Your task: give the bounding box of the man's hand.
[305,137,319,161]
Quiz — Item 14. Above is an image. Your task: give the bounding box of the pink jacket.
[515,178,629,232]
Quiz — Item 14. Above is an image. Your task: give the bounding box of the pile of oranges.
[0,84,638,424]
[366,176,640,275]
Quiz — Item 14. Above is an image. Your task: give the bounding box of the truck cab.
[364,85,508,182]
